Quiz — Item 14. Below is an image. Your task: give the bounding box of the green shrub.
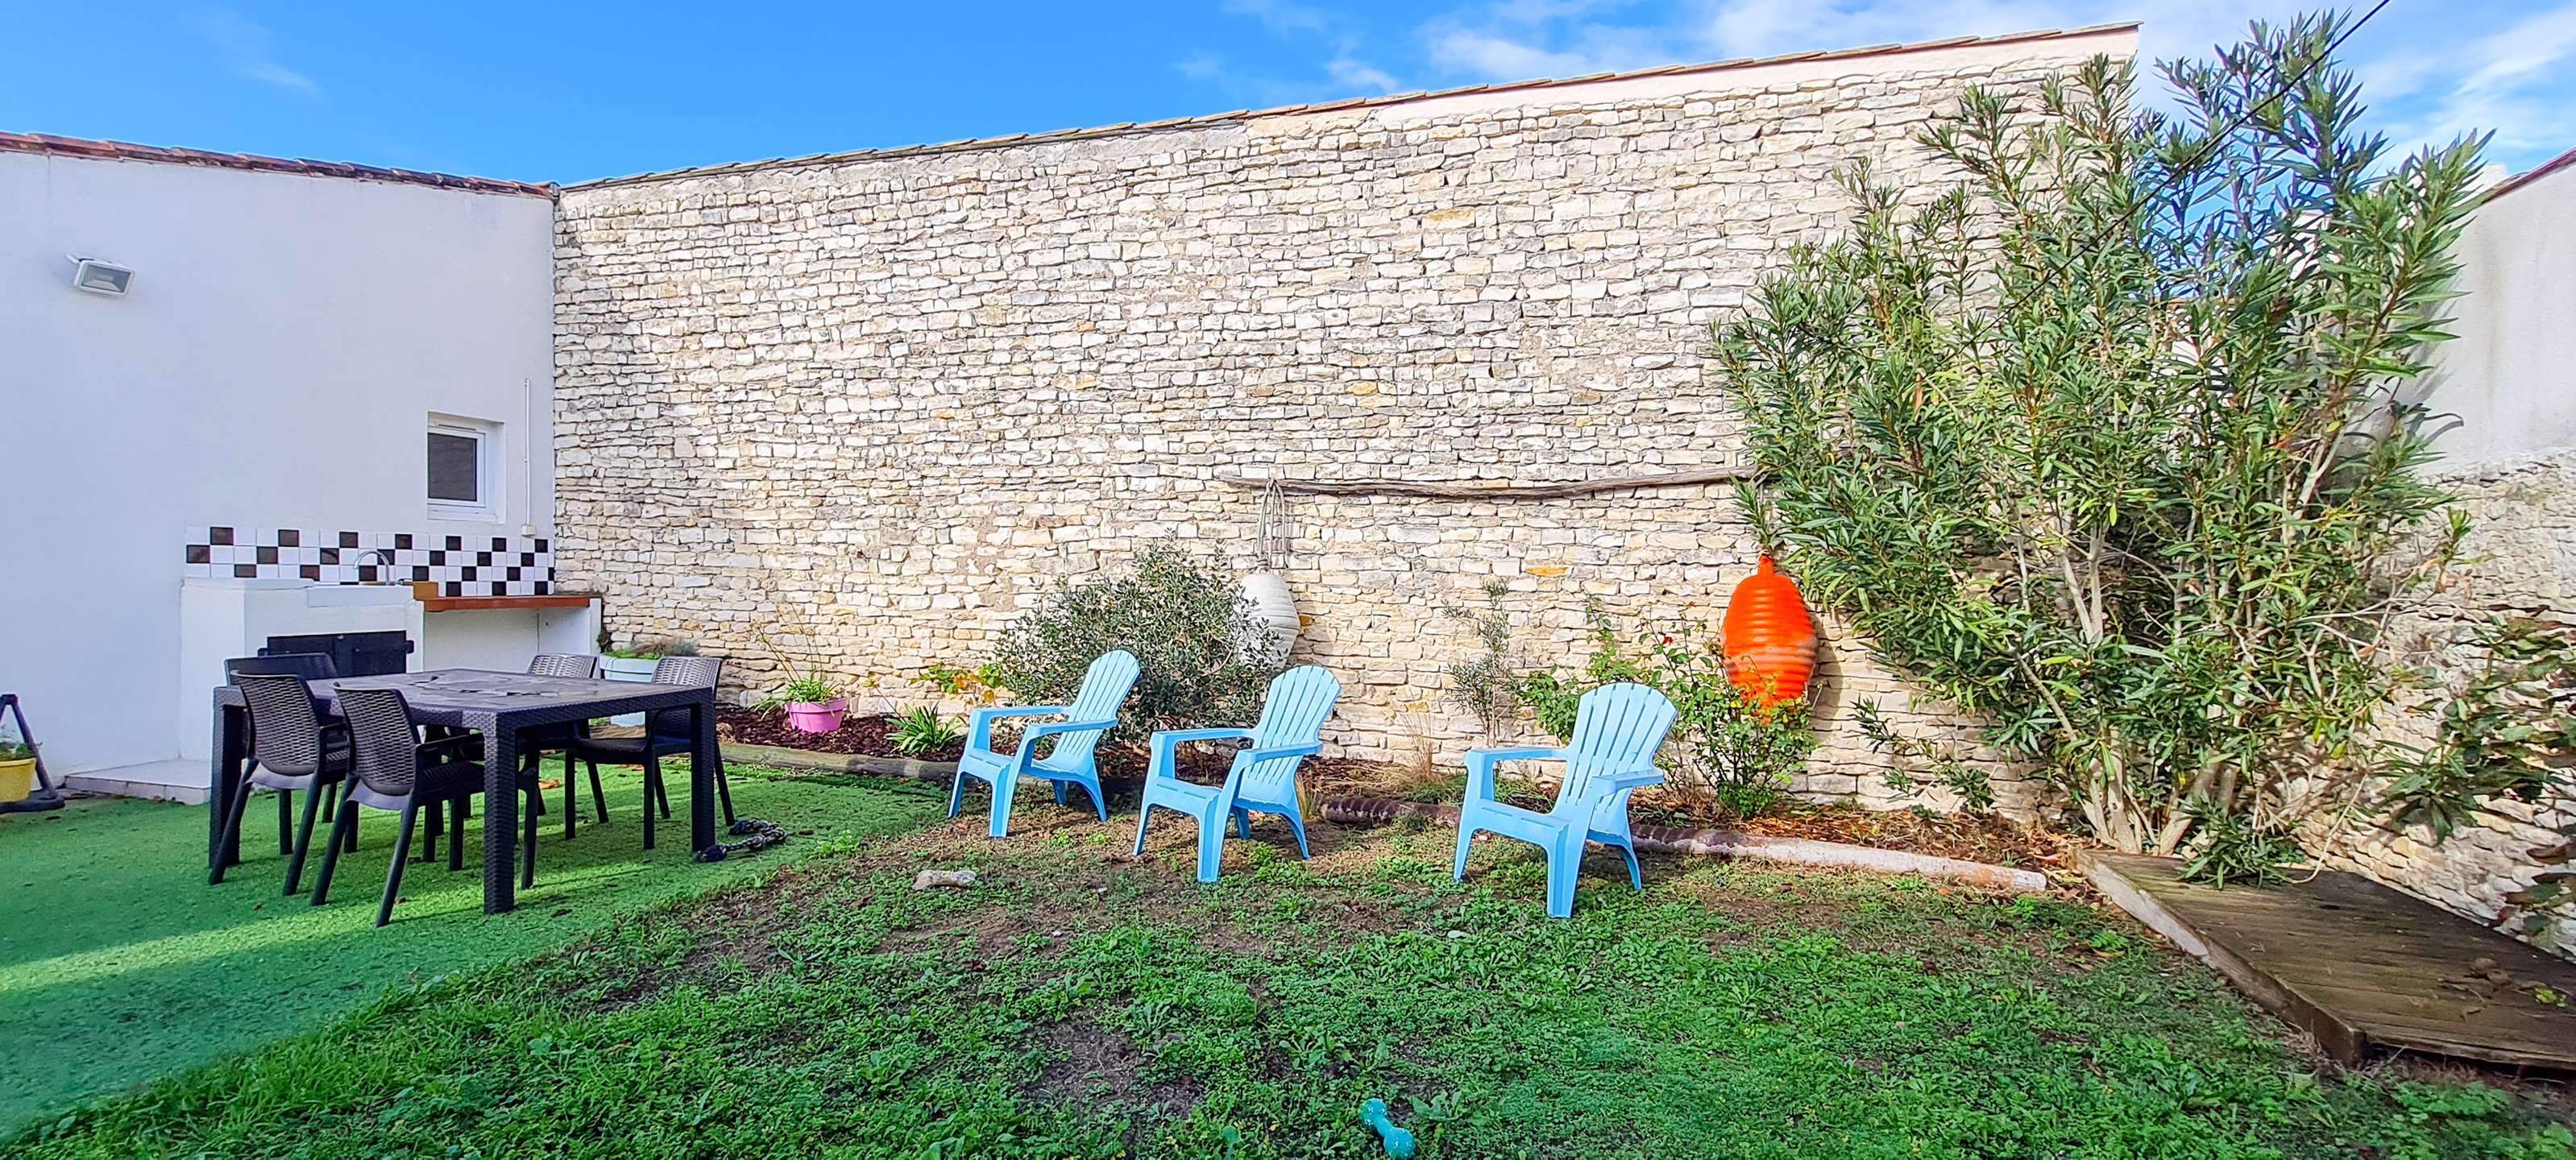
[890,706,964,756]
[1512,604,1816,818]
[990,541,1287,741]
[1714,15,2488,860]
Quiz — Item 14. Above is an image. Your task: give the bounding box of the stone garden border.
[725,740,2051,895]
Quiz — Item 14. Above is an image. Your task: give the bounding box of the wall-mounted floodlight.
[68,256,133,296]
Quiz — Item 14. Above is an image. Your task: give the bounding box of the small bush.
[1441,579,1518,735]
[1512,603,1816,818]
[890,706,964,756]
[990,541,1287,741]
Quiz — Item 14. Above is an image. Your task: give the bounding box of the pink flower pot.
[784,698,848,734]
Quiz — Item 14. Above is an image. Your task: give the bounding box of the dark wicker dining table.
[209,669,722,914]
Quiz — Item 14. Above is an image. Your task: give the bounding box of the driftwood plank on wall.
[1213,465,1757,500]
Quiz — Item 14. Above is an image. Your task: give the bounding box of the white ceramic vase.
[1238,571,1300,658]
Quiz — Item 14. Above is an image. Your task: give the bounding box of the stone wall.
[2313,452,2576,959]
[550,29,2128,819]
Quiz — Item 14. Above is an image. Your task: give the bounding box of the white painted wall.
[2425,159,2576,466]
[417,606,602,673]
[0,152,556,777]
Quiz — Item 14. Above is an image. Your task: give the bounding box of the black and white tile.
[184,526,554,598]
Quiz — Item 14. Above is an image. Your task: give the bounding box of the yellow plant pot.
[0,758,34,804]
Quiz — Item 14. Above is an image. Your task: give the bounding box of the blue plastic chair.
[1453,682,1678,918]
[1132,665,1341,882]
[949,650,1139,838]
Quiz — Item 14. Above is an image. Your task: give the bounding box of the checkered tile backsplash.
[184,526,554,598]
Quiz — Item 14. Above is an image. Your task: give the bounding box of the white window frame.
[426,413,504,524]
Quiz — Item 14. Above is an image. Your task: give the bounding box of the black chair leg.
[421,800,441,864]
[449,797,467,871]
[312,802,359,906]
[641,753,658,851]
[716,764,736,827]
[277,788,294,856]
[284,782,326,895]
[561,755,579,840]
[378,802,419,927]
[583,751,607,823]
[341,781,359,852]
[522,788,540,890]
[211,777,258,885]
[321,788,334,823]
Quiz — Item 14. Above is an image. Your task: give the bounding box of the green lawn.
[10,799,2570,1158]
[0,764,946,1131]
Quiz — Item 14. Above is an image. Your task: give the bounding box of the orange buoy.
[1720,556,1817,708]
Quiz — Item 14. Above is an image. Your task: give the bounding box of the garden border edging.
[724,740,2049,894]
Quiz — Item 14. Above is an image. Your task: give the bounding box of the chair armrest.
[1147,728,1255,780]
[1012,718,1120,763]
[1462,746,1566,803]
[967,705,1064,750]
[1593,768,1665,793]
[1238,741,1322,765]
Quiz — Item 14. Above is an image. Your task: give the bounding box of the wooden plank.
[420,594,596,613]
[1213,465,1756,499]
[2079,851,2576,1069]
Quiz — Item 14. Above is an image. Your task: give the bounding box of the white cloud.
[1222,0,1334,38]
[1176,52,1226,82]
[1198,0,1406,102]
[187,7,319,97]
[2375,2,2576,160]
[1326,57,1405,93]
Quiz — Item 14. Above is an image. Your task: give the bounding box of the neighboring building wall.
[554,29,2135,816]
[2317,156,2576,959]
[0,151,557,781]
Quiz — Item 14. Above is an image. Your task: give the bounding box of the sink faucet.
[357,549,400,584]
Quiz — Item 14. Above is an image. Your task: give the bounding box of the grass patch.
[11,805,2573,1158]
[0,764,945,1129]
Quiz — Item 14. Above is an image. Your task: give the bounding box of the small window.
[426,415,501,522]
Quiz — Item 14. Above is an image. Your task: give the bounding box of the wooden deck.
[2080,851,2576,1068]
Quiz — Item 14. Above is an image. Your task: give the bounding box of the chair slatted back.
[337,686,425,798]
[226,652,339,682]
[1235,665,1341,802]
[647,655,723,739]
[528,653,597,680]
[1034,650,1138,773]
[1555,683,1678,817]
[234,673,333,777]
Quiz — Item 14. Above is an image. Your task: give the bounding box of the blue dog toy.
[1362,1099,1417,1158]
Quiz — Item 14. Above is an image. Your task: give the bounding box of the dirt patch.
[1720,806,2077,870]
[1302,754,2077,869]
[1029,1017,1201,1114]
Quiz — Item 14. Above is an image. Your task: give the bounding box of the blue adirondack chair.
[1132,665,1342,883]
[1453,682,1678,918]
[949,650,1139,838]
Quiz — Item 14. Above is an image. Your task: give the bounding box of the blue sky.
[2,1,2569,184]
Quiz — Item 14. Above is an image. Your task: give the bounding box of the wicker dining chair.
[565,655,731,849]
[213,673,354,893]
[525,653,606,839]
[309,686,544,927]
[221,653,352,847]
